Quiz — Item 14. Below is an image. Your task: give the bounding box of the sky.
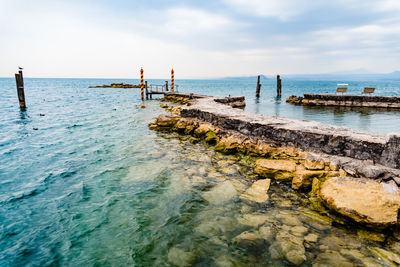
[0,0,399,78]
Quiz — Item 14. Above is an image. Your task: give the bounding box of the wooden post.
[145,81,148,100]
[165,81,169,91]
[256,75,261,97]
[171,68,174,92]
[15,70,26,109]
[277,75,282,97]
[140,68,144,101]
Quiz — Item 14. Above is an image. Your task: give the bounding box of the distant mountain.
[283,71,400,81]
[223,75,268,80]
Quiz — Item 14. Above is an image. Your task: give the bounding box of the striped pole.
[171,68,174,92]
[140,67,144,101]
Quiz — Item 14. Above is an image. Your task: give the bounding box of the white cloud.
[222,0,316,20]
[163,7,232,34]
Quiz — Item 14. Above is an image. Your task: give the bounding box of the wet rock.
[292,169,327,190]
[194,122,220,136]
[312,251,353,267]
[160,103,169,108]
[230,179,247,193]
[232,231,263,247]
[202,181,238,205]
[319,234,361,251]
[274,231,306,265]
[167,247,196,267]
[214,255,237,267]
[191,176,207,187]
[150,114,178,130]
[300,211,332,231]
[304,233,319,243]
[258,225,274,242]
[291,226,308,237]
[171,106,181,115]
[368,247,400,265]
[276,211,302,226]
[339,249,364,260]
[220,166,238,175]
[319,177,400,226]
[215,135,246,154]
[205,131,219,144]
[240,179,271,204]
[357,229,386,242]
[254,159,297,180]
[238,213,269,227]
[195,221,219,237]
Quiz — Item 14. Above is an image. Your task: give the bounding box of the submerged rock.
[160,103,169,108]
[312,251,353,267]
[232,231,263,247]
[240,179,271,203]
[357,229,386,242]
[202,181,238,205]
[368,247,400,266]
[272,231,306,265]
[238,213,269,227]
[167,247,196,267]
[319,177,400,226]
[254,159,297,180]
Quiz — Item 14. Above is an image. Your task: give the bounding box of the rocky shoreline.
[150,95,400,227]
[88,83,140,88]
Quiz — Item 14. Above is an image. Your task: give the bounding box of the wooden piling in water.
[15,70,26,109]
[145,81,148,100]
[256,75,261,97]
[140,68,144,101]
[165,81,169,92]
[171,69,174,92]
[277,75,282,97]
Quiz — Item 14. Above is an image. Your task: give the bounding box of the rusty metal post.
[15,70,26,109]
[165,81,169,91]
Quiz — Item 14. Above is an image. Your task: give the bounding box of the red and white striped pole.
[171,68,174,92]
[140,67,144,101]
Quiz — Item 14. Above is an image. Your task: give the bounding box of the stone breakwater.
[287,94,400,109]
[149,95,400,228]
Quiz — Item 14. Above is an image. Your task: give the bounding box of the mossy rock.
[205,131,219,145]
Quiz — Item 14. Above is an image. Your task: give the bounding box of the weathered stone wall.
[180,98,400,169]
[287,94,400,108]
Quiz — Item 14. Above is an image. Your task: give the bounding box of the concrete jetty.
[287,94,400,109]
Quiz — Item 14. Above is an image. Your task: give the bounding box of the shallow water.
[1,78,400,266]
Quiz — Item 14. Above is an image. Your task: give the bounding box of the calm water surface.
[1,78,400,266]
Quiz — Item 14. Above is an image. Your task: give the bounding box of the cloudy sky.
[1,0,399,78]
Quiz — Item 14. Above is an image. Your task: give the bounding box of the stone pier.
[287,94,400,109]
[180,97,400,169]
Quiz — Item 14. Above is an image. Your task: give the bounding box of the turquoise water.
[1,78,400,266]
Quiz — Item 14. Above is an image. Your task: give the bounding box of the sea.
[1,78,400,266]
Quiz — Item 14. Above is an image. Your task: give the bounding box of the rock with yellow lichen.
[254,159,297,180]
[319,177,400,226]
